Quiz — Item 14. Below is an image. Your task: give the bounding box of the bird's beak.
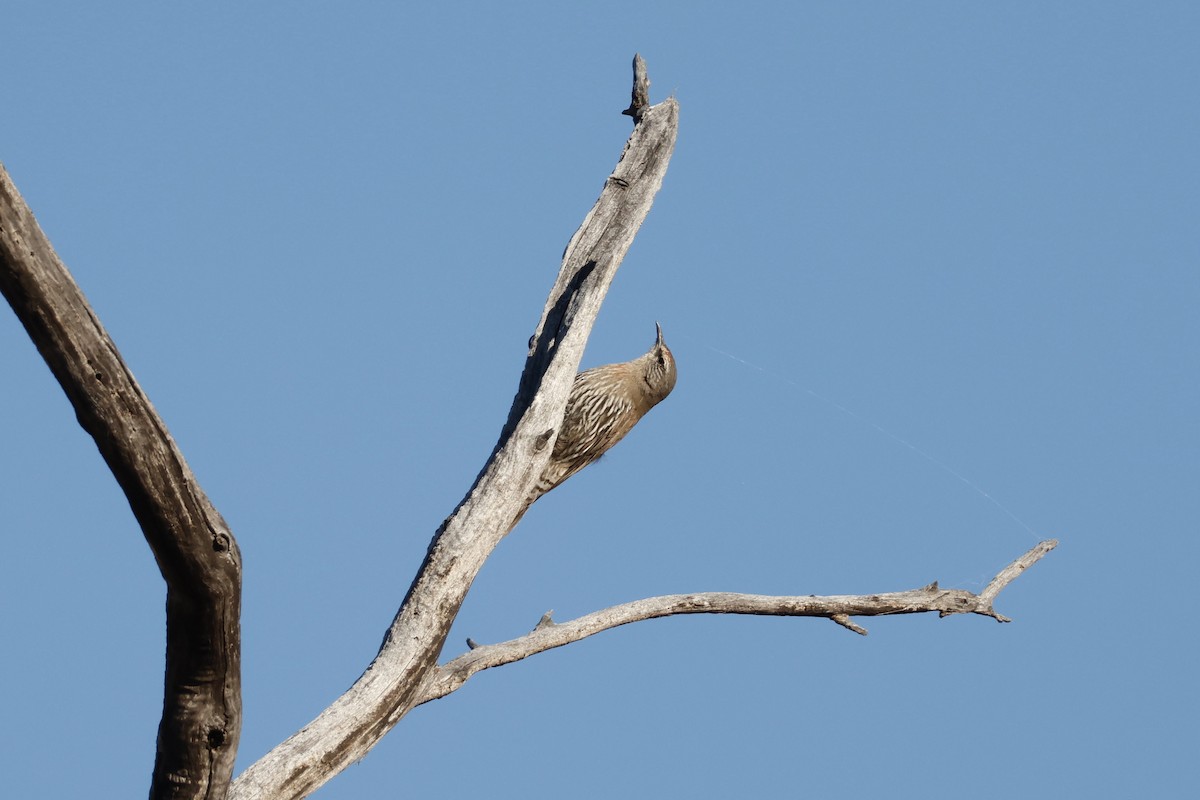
[655,321,665,347]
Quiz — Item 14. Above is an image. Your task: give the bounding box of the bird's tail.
[506,486,545,535]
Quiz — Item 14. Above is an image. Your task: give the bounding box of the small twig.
[831,614,869,636]
[622,53,651,122]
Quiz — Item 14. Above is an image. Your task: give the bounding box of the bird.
[519,322,677,521]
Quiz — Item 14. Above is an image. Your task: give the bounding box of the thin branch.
[0,164,242,800]
[415,540,1057,706]
[977,538,1058,613]
[229,61,679,800]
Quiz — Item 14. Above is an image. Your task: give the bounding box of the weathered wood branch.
[0,165,242,799]
[228,64,679,800]
[414,540,1057,705]
[977,538,1057,612]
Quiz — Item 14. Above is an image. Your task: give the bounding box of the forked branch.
[228,58,680,800]
[417,540,1058,705]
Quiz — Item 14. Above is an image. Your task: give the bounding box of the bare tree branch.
[414,540,1058,706]
[228,61,680,800]
[0,164,241,800]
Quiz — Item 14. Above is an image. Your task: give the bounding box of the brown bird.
[521,323,677,518]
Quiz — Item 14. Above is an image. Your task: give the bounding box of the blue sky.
[2,3,1196,798]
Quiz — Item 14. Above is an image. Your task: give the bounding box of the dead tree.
[0,56,1055,800]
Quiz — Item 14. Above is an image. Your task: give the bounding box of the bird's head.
[642,322,677,404]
